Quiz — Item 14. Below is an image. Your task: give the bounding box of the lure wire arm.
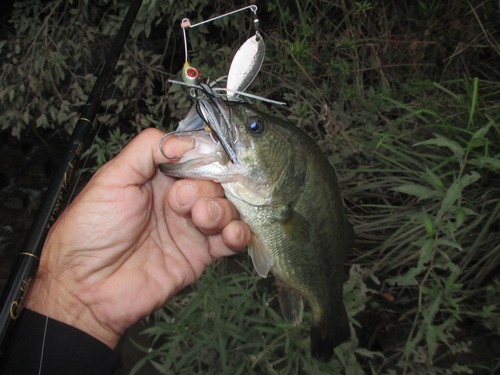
[167,79,287,106]
[180,4,259,75]
[182,27,189,62]
[183,5,257,29]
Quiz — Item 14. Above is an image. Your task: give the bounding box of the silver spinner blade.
[226,35,265,98]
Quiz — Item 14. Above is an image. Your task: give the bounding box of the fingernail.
[176,184,196,208]
[234,223,244,241]
[207,200,221,222]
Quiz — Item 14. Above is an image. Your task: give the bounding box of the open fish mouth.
[174,84,240,167]
[158,115,241,182]
[159,130,230,179]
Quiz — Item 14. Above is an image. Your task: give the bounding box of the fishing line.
[38,85,122,374]
[37,26,140,375]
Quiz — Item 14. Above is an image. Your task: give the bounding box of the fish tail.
[310,306,350,362]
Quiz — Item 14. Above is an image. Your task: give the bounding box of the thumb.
[98,128,192,187]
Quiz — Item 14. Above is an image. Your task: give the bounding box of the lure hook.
[160,132,184,160]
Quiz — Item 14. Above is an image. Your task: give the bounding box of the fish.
[160,99,352,362]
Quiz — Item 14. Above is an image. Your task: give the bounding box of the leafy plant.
[0,0,164,138]
[131,259,378,375]
[348,79,500,373]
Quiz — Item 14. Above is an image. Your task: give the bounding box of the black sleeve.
[1,309,119,375]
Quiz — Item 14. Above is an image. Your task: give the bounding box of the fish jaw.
[159,131,236,183]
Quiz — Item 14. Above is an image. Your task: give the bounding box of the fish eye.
[246,118,265,135]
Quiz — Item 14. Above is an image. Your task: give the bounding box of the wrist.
[25,265,121,349]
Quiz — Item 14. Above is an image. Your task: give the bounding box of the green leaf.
[414,134,464,166]
[458,171,480,188]
[422,209,434,236]
[426,324,437,361]
[405,325,424,357]
[370,363,382,375]
[446,219,457,234]
[177,292,203,323]
[440,180,462,215]
[437,239,462,251]
[218,334,227,370]
[467,77,479,128]
[417,238,434,269]
[22,111,30,125]
[455,208,466,228]
[434,323,453,350]
[392,185,440,200]
[483,305,496,314]
[424,293,442,323]
[449,206,478,216]
[36,113,48,128]
[424,166,445,192]
[473,156,500,170]
[471,122,491,139]
[386,267,419,286]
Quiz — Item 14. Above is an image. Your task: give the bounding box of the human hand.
[25,128,251,349]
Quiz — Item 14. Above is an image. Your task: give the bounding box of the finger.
[168,179,225,215]
[206,221,251,259]
[191,197,240,235]
[222,221,252,251]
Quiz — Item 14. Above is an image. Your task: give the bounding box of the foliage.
[347,79,500,373]
[130,260,376,375]
[0,0,177,138]
[2,0,500,374]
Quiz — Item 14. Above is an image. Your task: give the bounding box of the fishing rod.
[0,0,144,358]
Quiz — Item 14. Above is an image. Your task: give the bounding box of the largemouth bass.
[160,100,352,361]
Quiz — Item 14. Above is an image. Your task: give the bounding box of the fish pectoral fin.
[248,235,274,278]
[279,208,311,242]
[276,278,304,326]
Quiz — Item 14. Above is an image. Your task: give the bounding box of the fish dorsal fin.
[276,278,304,326]
[248,235,274,278]
[280,208,311,242]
